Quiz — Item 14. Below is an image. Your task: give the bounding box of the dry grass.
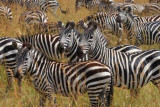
[0,0,160,107]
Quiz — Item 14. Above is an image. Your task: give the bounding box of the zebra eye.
[68,35,71,37]
[90,36,93,39]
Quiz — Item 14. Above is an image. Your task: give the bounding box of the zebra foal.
[15,42,113,107]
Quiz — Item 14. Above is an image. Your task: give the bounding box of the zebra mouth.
[58,43,65,54]
[77,46,86,58]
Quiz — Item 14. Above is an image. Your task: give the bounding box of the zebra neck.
[29,50,51,78]
[88,40,107,64]
[124,18,136,38]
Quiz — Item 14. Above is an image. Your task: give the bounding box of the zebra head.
[15,43,33,77]
[75,0,85,11]
[116,6,134,24]
[59,21,81,54]
[78,21,98,58]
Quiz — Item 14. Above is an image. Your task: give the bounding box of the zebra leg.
[71,95,78,106]
[6,69,13,93]
[130,89,140,98]
[152,80,160,93]
[17,75,23,92]
[39,94,47,107]
[47,93,57,107]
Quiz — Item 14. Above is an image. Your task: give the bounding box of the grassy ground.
[0,0,160,107]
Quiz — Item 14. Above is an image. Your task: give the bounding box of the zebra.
[39,0,68,14]
[16,34,62,62]
[149,0,160,3]
[19,10,48,34]
[116,7,160,45]
[108,44,142,54]
[15,42,113,107]
[133,14,160,26]
[2,0,68,14]
[144,3,160,14]
[19,10,48,25]
[78,12,123,42]
[77,22,160,95]
[75,0,101,11]
[125,0,134,3]
[0,37,22,92]
[121,3,145,14]
[0,6,12,21]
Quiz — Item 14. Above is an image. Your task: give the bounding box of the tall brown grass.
[0,0,159,107]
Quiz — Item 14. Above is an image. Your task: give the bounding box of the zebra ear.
[87,16,92,21]
[78,20,88,30]
[90,22,98,31]
[66,21,75,29]
[22,43,32,51]
[127,7,132,13]
[12,41,21,50]
[117,6,121,12]
[57,21,64,29]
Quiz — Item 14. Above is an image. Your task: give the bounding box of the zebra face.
[16,43,33,77]
[59,22,78,53]
[78,23,97,57]
[75,0,84,10]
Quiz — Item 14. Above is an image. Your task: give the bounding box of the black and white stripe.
[0,6,12,21]
[77,22,160,92]
[116,7,160,45]
[15,43,113,107]
[59,22,142,62]
[79,12,123,42]
[0,37,22,92]
[17,34,61,61]
[75,0,101,10]
[19,10,48,25]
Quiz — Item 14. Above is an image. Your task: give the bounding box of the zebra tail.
[59,5,69,14]
[106,73,114,107]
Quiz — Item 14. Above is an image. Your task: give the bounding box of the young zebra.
[77,22,160,94]
[15,42,113,107]
[116,7,160,45]
[0,37,22,92]
[0,6,12,21]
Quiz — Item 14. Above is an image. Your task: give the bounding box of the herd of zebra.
[0,0,160,107]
